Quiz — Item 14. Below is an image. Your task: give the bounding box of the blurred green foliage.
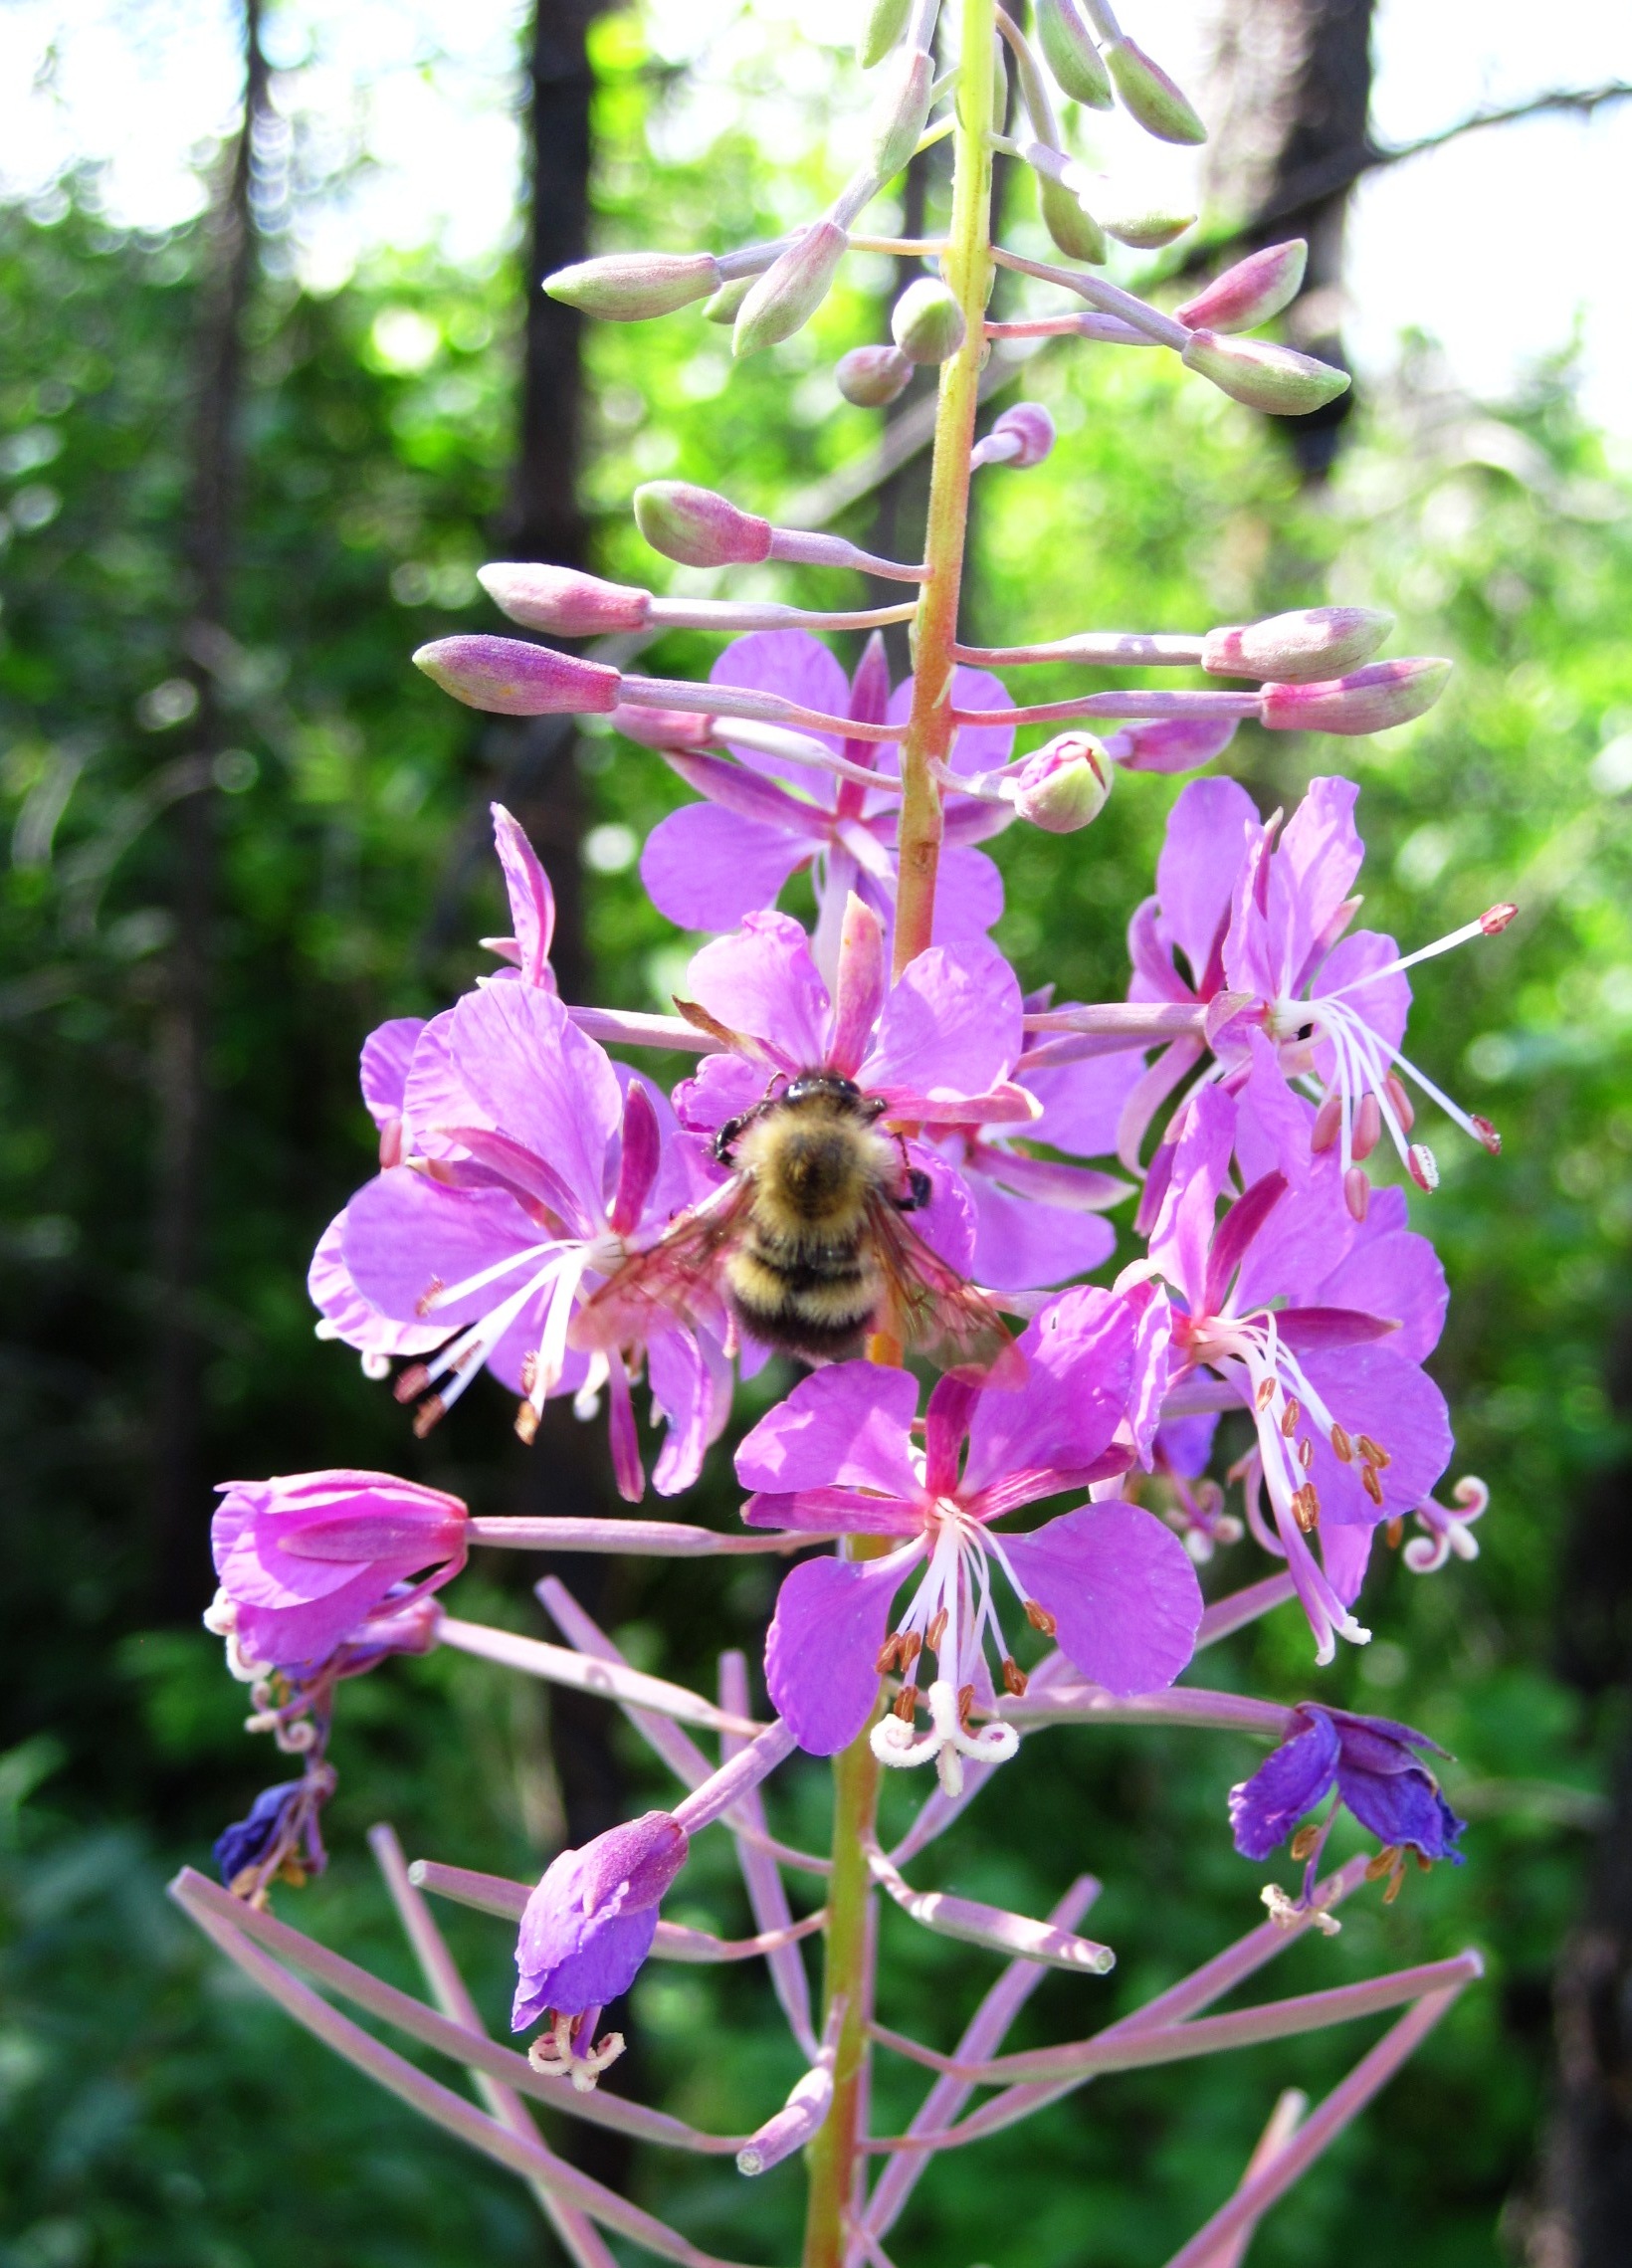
[3,11,1630,2266]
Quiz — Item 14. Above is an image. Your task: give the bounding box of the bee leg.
[713,1115,747,1165]
[895,1168,933,1214]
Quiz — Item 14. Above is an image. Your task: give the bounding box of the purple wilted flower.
[637,631,1011,961]
[207,1470,469,1673]
[1230,1703,1465,1914]
[336,982,726,1499]
[1148,1073,1451,1662]
[214,1763,337,1901]
[737,1286,1200,1789]
[512,1811,689,2091]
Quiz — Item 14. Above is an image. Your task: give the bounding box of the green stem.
[891,0,996,980]
[801,15,998,2264]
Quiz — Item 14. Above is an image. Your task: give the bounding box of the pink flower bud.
[633,481,773,568]
[478,564,653,636]
[1203,605,1392,684]
[210,1470,469,1670]
[991,403,1055,467]
[1104,36,1207,146]
[414,636,622,717]
[858,0,913,69]
[733,221,849,357]
[1009,732,1114,831]
[1036,0,1113,108]
[892,278,967,365]
[542,251,720,321]
[1261,658,1451,736]
[1105,716,1240,774]
[1176,241,1308,334]
[1180,329,1350,417]
[609,703,716,751]
[836,343,913,407]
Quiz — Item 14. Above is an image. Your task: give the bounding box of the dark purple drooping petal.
[1229,1703,1465,1868]
[512,1812,689,2029]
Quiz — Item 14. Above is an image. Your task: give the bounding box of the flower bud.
[1009,732,1113,831]
[702,274,755,324]
[1096,192,1195,250]
[1104,36,1207,145]
[542,251,720,322]
[1180,329,1350,417]
[1105,716,1240,774]
[858,0,913,68]
[414,636,622,717]
[1039,172,1109,266]
[1176,241,1308,334]
[836,342,914,407]
[513,1811,690,2031]
[892,278,967,366]
[1203,606,1392,684]
[1036,0,1113,107]
[870,46,935,184]
[733,222,849,356]
[633,481,773,567]
[1261,658,1451,736]
[974,402,1055,470]
[479,563,653,636]
[608,703,716,752]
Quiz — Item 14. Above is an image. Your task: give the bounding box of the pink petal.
[999,1502,1202,1696]
[491,803,557,988]
[1156,778,1259,990]
[1026,1049,1147,1159]
[925,846,1005,941]
[648,1329,730,1496]
[672,1051,765,1135]
[714,631,849,782]
[1298,1344,1452,1525]
[863,937,1022,1106]
[1319,1226,1447,1363]
[687,912,831,1071]
[1265,776,1364,998]
[765,1548,918,1754]
[963,1286,1136,1497]
[1147,1083,1235,1310]
[360,1019,427,1129]
[640,804,812,933]
[307,1210,445,1358]
[343,1170,547,1330]
[402,1008,487,1163]
[962,1174,1116,1293]
[448,983,623,1229]
[1312,926,1410,1067]
[735,1361,922,1497]
[829,896,888,1076]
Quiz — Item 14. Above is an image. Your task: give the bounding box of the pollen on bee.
[393,1364,433,1405]
[514,1401,540,1445]
[1280,1396,1301,1438]
[413,1276,446,1318]
[411,1393,447,1439]
[894,1683,919,1723]
[1024,1599,1057,1636]
[1329,1422,1353,1464]
[1002,1657,1028,1698]
[924,1607,948,1653]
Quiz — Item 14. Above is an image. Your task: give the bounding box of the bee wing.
[865,1194,1026,1386]
[571,1176,754,1353]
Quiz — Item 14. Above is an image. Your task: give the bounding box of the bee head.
[781,1071,870,1112]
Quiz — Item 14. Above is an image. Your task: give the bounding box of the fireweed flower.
[512,1811,689,2091]
[637,631,1012,965]
[1230,1703,1466,1918]
[214,1763,337,1902]
[1147,1071,1452,1661]
[206,1470,469,1675]
[736,1287,1201,1791]
[337,983,727,1499]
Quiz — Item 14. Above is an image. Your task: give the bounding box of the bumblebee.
[572,1071,1017,1379]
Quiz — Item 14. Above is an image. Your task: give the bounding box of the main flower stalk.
[805,9,997,2258]
[892,0,996,979]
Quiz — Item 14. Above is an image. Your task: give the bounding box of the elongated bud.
[1037,0,1113,106]
[1097,191,1195,249]
[543,251,720,321]
[1261,658,1451,736]
[1204,606,1393,684]
[1181,329,1350,417]
[1040,171,1109,266]
[858,0,913,67]
[608,703,716,752]
[1009,732,1113,830]
[702,274,755,324]
[836,341,913,406]
[633,481,773,567]
[733,221,849,356]
[1177,242,1308,334]
[971,402,1056,470]
[892,278,967,365]
[415,636,622,717]
[479,563,652,636]
[871,47,935,183]
[1104,36,1206,144]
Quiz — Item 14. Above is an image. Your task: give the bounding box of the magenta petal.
[640,804,811,933]
[904,1145,977,1274]
[1320,1227,1448,1363]
[1299,1345,1452,1524]
[648,1329,730,1496]
[1312,927,1410,1072]
[735,1361,921,1496]
[963,1286,1135,1495]
[1026,1050,1147,1160]
[1320,1519,1373,1607]
[765,1549,918,1754]
[492,803,557,988]
[360,1019,427,1129]
[1148,1083,1235,1309]
[672,1050,764,1135]
[1267,776,1364,995]
[863,936,1022,1105]
[401,1008,484,1162]
[743,1487,920,1535]
[343,1170,548,1330]
[448,984,622,1230]
[926,846,1004,940]
[829,897,888,1076]
[963,1174,1115,1293]
[307,1210,445,1358]
[1000,1502,1202,1696]
[714,631,848,781]
[687,912,831,1070]
[1156,778,1259,991]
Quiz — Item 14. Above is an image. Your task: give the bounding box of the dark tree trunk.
[1204,0,1376,481]
[152,0,269,1615]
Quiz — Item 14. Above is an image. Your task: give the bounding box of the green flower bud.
[733,222,849,357]
[1180,329,1350,416]
[1039,172,1108,266]
[891,279,967,366]
[702,274,756,324]
[858,0,913,69]
[1036,0,1113,108]
[870,47,935,184]
[836,343,914,407]
[542,251,721,321]
[1104,35,1207,145]
[1010,732,1114,831]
